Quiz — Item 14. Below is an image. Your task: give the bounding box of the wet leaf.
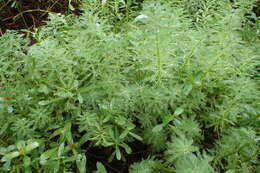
[1,151,20,162]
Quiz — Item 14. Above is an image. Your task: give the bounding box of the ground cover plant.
[0,0,259,172]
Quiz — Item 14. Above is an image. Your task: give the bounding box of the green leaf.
[152,124,164,133]
[183,84,192,95]
[0,122,10,137]
[129,132,143,141]
[103,114,111,123]
[58,142,65,157]
[119,129,129,139]
[194,71,203,86]
[78,94,83,104]
[174,108,184,116]
[108,152,115,163]
[40,148,57,165]
[95,162,107,173]
[115,116,127,126]
[78,133,90,146]
[127,123,136,130]
[68,0,75,10]
[25,141,40,153]
[24,167,32,173]
[63,155,77,163]
[66,130,74,144]
[115,146,121,160]
[38,85,50,94]
[163,114,174,124]
[2,161,11,171]
[121,143,132,154]
[16,141,26,150]
[49,129,62,140]
[1,151,20,162]
[103,142,114,147]
[76,154,87,173]
[38,100,51,105]
[52,161,60,173]
[0,145,16,155]
[23,155,31,167]
[55,91,73,98]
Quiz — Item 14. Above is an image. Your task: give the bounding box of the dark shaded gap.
[0,0,82,34]
[85,141,149,173]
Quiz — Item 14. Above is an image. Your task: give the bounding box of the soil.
[85,141,150,173]
[253,0,260,17]
[0,0,82,34]
[1,0,259,35]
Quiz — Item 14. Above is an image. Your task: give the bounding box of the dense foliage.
[0,0,259,172]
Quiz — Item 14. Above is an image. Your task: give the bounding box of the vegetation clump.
[0,0,259,172]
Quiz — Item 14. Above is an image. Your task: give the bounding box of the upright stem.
[155,30,161,85]
[124,0,131,38]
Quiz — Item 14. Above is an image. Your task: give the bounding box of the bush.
[0,0,259,172]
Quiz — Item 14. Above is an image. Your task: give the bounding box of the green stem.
[0,0,12,12]
[13,9,52,21]
[182,39,202,70]
[156,30,161,85]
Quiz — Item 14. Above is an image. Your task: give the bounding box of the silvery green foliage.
[0,0,259,172]
[165,136,198,162]
[213,128,258,172]
[129,158,164,173]
[174,153,216,173]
